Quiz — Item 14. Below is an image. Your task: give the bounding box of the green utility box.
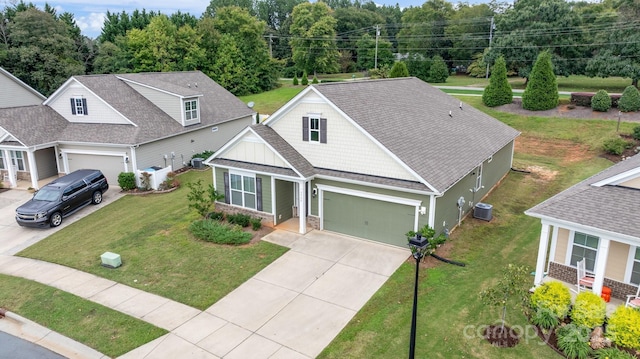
[100,252,122,268]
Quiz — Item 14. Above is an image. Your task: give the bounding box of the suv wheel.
[50,212,62,227]
[92,191,103,204]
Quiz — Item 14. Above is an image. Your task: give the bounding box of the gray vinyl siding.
[136,118,252,170]
[213,167,272,214]
[34,147,57,179]
[275,179,294,223]
[0,74,43,108]
[126,82,183,123]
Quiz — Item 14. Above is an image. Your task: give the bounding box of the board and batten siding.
[125,82,183,124]
[0,74,43,107]
[48,82,130,124]
[221,132,288,167]
[136,117,252,170]
[270,93,417,181]
[213,167,273,214]
[275,179,294,223]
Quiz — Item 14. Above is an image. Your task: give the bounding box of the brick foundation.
[214,203,275,224]
[307,215,320,230]
[548,261,637,300]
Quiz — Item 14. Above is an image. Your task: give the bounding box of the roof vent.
[449,110,452,117]
[474,203,492,221]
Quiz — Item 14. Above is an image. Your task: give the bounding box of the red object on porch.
[601,286,611,303]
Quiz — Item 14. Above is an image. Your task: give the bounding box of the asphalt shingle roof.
[526,153,640,240]
[312,77,520,192]
[250,124,315,178]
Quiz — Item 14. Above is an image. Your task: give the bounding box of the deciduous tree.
[289,2,340,74]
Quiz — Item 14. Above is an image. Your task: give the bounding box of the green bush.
[632,125,640,141]
[250,217,262,231]
[530,281,571,319]
[593,347,636,359]
[189,220,251,245]
[531,307,560,330]
[570,291,606,328]
[118,172,136,190]
[618,85,640,112]
[207,211,224,221]
[192,150,214,160]
[293,76,299,85]
[603,137,631,155]
[301,70,309,85]
[227,213,251,227]
[312,76,319,84]
[482,56,513,107]
[522,51,559,111]
[389,61,409,78]
[606,306,640,351]
[428,55,449,83]
[556,323,592,359]
[591,90,612,112]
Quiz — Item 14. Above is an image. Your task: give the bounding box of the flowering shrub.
[530,281,571,319]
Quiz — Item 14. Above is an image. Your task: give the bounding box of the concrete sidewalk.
[1,230,408,359]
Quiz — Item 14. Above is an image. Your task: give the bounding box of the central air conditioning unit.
[474,202,493,221]
[191,158,204,169]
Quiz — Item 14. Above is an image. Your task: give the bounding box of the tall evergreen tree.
[428,55,449,83]
[522,51,558,111]
[389,61,409,77]
[482,56,512,107]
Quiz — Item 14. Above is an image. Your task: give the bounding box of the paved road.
[0,331,66,359]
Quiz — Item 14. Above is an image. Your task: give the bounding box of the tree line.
[0,0,639,97]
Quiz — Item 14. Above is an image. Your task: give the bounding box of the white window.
[230,173,256,209]
[302,116,326,143]
[0,151,4,170]
[570,232,599,272]
[309,117,320,142]
[631,247,640,285]
[475,164,483,191]
[71,98,87,116]
[185,99,198,121]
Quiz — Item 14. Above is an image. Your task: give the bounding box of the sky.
[27,0,434,39]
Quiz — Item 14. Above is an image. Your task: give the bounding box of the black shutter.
[302,116,309,141]
[82,98,88,115]
[320,118,327,144]
[223,172,230,204]
[70,98,76,115]
[256,177,263,212]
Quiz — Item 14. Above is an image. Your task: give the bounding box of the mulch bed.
[483,325,520,348]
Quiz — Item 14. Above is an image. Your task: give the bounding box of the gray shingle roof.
[526,154,640,240]
[0,71,254,147]
[250,124,315,178]
[313,77,520,193]
[211,158,299,178]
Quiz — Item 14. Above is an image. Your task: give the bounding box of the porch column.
[298,180,306,234]
[3,149,16,188]
[592,238,610,296]
[26,150,39,190]
[534,222,551,286]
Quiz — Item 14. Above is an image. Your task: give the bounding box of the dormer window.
[185,99,198,121]
[70,98,88,116]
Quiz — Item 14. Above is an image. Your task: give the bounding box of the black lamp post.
[408,232,430,359]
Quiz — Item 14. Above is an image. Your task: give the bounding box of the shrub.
[293,76,299,85]
[164,171,177,188]
[570,291,606,328]
[482,56,513,107]
[531,307,560,330]
[591,90,612,112]
[633,125,640,141]
[389,61,409,78]
[186,179,224,217]
[189,220,251,245]
[593,348,636,359]
[618,85,640,112]
[606,306,640,351]
[571,92,593,107]
[208,211,225,221]
[530,281,571,319]
[603,137,631,155]
[428,55,449,83]
[251,217,262,231]
[118,172,136,190]
[139,171,152,191]
[522,51,559,111]
[301,70,309,85]
[312,76,319,84]
[556,323,592,359]
[227,213,251,227]
[192,150,214,160]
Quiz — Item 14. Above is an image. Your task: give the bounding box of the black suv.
[16,169,109,228]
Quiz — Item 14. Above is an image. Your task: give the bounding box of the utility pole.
[374,24,380,69]
[485,16,495,79]
[268,34,273,58]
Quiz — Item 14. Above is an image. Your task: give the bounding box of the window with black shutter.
[302,116,327,143]
[70,98,88,116]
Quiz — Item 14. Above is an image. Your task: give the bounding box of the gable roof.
[0,67,46,107]
[526,154,640,242]
[0,71,254,147]
[294,78,520,193]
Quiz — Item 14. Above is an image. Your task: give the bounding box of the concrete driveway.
[0,189,124,255]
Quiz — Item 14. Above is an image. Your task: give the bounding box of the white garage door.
[67,153,124,186]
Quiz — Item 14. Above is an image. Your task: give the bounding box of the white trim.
[548,225,559,272]
[592,167,640,187]
[428,194,437,228]
[61,149,128,175]
[271,176,277,225]
[228,170,257,209]
[566,230,600,271]
[117,76,204,99]
[0,67,46,100]
[313,174,435,196]
[209,163,302,182]
[26,150,38,190]
[0,127,28,148]
[625,246,639,284]
[315,184,422,207]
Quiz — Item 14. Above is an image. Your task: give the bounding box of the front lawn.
[17,169,288,310]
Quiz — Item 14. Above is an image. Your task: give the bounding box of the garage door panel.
[67,154,123,186]
[324,192,414,247]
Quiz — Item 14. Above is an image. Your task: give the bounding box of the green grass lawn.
[0,274,166,357]
[17,169,288,310]
[445,74,632,93]
[240,83,303,115]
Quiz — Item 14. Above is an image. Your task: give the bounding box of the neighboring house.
[527,153,640,300]
[0,71,255,189]
[0,67,46,108]
[205,78,520,247]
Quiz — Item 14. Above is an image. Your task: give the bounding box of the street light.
[408,232,430,359]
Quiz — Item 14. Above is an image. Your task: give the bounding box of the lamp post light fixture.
[408,232,430,359]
